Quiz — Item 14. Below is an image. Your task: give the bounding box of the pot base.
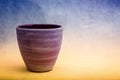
[27,68,52,72]
[26,64,54,72]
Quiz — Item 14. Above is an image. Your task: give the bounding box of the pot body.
[16,24,63,72]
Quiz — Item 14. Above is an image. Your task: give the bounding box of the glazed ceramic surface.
[16,24,63,72]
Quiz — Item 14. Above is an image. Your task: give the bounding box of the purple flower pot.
[16,24,63,72]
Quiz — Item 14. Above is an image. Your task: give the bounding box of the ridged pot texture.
[16,24,63,72]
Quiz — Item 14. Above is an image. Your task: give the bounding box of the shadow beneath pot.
[17,66,29,73]
[16,66,52,73]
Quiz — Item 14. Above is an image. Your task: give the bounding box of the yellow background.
[0,37,120,80]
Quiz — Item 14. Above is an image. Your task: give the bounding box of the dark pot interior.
[17,24,62,29]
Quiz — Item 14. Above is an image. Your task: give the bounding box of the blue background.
[0,0,120,46]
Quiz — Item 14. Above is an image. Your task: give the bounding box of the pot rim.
[16,24,63,31]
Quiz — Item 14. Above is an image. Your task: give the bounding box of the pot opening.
[18,24,62,29]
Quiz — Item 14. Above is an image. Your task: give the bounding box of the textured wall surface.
[0,0,120,45]
[0,0,45,44]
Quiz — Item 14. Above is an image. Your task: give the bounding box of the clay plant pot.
[16,24,63,72]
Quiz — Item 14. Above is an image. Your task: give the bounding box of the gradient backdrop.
[0,0,120,80]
